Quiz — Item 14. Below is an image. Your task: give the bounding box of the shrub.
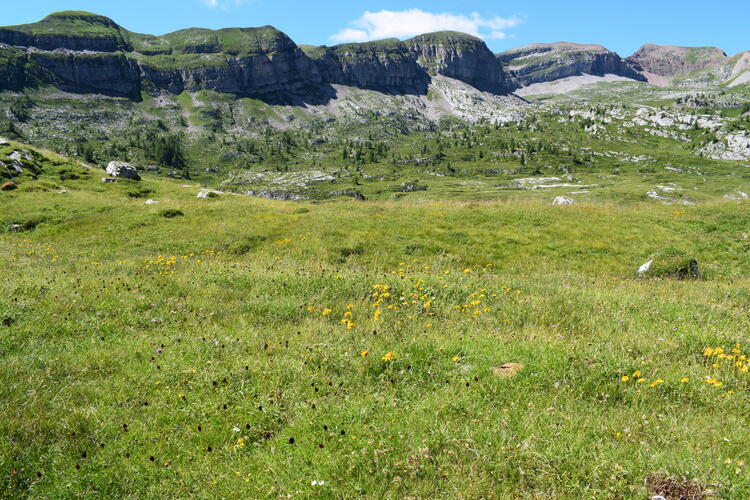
[127,187,155,199]
[159,209,184,218]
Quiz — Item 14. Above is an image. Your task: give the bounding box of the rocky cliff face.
[626,44,728,85]
[137,27,324,101]
[497,42,645,88]
[0,11,516,100]
[30,52,142,97]
[303,39,428,94]
[0,14,326,102]
[406,32,507,93]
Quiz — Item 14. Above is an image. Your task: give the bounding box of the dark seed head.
[149,456,155,462]
[288,437,295,444]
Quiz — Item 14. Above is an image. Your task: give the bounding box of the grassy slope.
[2,143,750,498]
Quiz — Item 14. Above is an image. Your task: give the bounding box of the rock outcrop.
[497,42,645,88]
[407,31,507,93]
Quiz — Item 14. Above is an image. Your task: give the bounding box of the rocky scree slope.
[497,42,645,88]
[0,11,512,101]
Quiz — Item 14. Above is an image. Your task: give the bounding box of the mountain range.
[1,10,748,103]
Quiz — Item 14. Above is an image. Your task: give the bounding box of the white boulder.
[106,161,140,180]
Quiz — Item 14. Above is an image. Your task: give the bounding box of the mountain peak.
[626,44,728,84]
[44,10,119,23]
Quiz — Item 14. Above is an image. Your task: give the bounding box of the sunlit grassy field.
[2,157,750,498]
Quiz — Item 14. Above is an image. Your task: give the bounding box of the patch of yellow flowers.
[704,345,750,374]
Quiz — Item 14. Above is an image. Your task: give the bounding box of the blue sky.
[3,0,748,56]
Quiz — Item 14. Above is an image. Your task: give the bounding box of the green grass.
[2,142,750,497]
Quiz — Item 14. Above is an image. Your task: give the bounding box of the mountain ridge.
[0,11,512,100]
[0,11,748,102]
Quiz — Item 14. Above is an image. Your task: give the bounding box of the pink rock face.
[625,44,728,81]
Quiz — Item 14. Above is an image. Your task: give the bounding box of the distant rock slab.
[552,196,574,205]
[106,161,140,180]
[0,137,8,146]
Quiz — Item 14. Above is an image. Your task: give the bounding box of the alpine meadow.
[2,7,750,499]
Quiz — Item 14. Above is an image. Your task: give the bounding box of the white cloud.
[330,9,521,43]
[200,0,255,10]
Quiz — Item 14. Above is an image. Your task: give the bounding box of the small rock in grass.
[102,177,117,183]
[0,137,8,146]
[1,181,18,191]
[492,363,524,378]
[144,199,159,204]
[58,190,68,194]
[637,247,700,280]
[637,260,653,275]
[552,196,574,206]
[197,190,219,199]
[724,191,749,200]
